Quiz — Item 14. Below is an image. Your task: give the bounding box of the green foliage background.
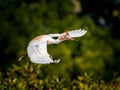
[0,0,120,89]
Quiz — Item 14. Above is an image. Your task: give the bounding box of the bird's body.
[27,35,60,64]
[19,29,87,64]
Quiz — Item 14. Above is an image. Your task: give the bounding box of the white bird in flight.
[18,29,87,64]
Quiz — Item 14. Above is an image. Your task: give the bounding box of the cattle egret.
[18,29,87,64]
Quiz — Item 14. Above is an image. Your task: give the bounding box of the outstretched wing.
[27,36,60,64]
[48,29,87,38]
[63,29,87,38]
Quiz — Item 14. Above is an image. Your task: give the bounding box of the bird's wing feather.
[48,33,60,37]
[62,29,87,38]
[48,29,87,38]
